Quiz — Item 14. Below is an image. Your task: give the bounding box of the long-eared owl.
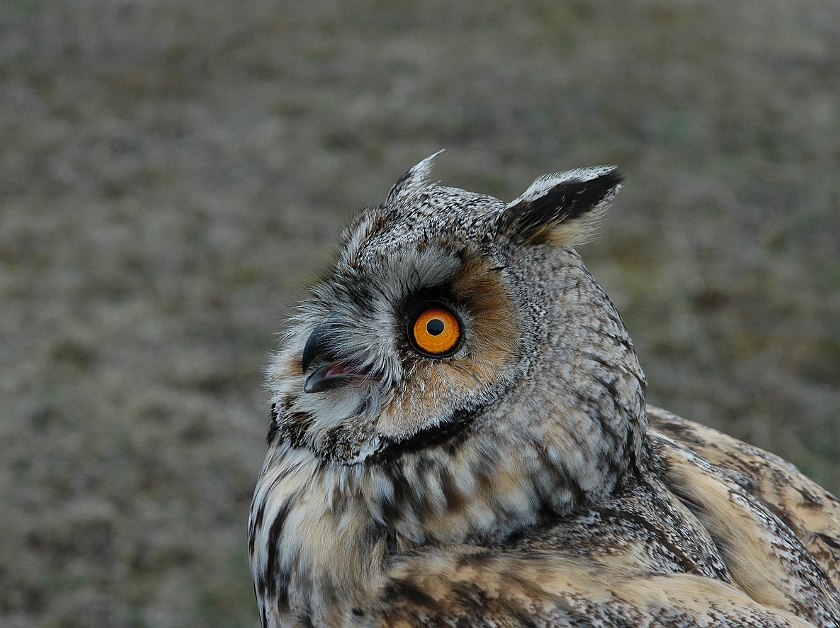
[248,153,840,627]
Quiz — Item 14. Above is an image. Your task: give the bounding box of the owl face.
[267,154,632,470]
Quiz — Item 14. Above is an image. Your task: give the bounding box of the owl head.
[265,152,646,544]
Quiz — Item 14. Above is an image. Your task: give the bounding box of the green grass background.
[1,1,839,626]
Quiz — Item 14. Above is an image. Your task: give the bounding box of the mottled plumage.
[248,154,840,627]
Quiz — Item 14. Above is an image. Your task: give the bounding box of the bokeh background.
[1,0,839,626]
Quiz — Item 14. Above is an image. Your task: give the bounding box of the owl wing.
[377,547,814,627]
[647,405,840,591]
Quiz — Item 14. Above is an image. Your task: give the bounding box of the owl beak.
[301,323,371,393]
[301,322,332,375]
[304,361,356,393]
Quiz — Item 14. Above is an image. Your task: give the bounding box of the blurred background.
[1,0,838,626]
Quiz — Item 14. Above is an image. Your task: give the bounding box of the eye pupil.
[426,319,445,336]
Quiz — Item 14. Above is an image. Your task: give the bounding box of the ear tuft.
[386,150,444,205]
[500,166,624,246]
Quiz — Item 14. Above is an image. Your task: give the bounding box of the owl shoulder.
[648,405,840,591]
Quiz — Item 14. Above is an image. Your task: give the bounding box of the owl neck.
[359,390,648,546]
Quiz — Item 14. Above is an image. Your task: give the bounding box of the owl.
[248,153,840,627]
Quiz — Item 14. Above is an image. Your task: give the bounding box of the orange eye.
[411,306,461,356]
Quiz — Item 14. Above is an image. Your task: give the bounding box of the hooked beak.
[301,323,371,393]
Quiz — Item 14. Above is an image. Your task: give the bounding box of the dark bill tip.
[301,322,332,374]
